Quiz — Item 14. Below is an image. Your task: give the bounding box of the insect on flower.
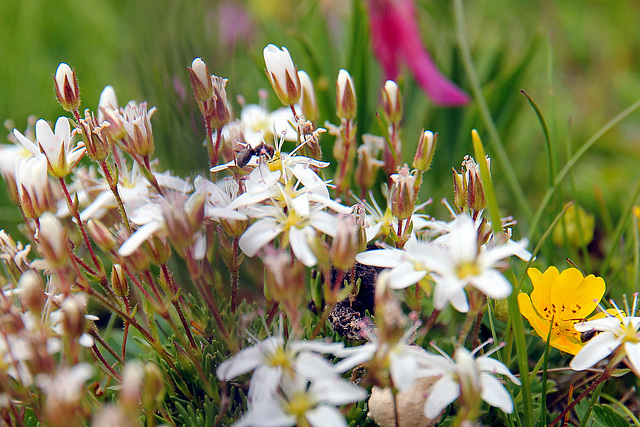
[234,141,276,168]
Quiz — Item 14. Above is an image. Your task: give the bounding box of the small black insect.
[580,328,597,343]
[234,142,275,168]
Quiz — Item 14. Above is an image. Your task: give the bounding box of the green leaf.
[592,404,629,427]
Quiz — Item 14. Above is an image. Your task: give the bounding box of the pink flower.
[367,0,470,107]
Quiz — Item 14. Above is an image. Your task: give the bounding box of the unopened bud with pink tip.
[263,44,301,106]
[336,69,357,120]
[54,63,81,112]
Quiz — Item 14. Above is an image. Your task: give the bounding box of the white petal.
[574,317,621,332]
[477,356,520,385]
[216,337,282,380]
[289,226,317,267]
[290,194,310,218]
[294,352,336,381]
[570,332,620,371]
[470,270,512,299]
[248,366,281,405]
[289,340,344,354]
[293,165,329,199]
[78,333,94,348]
[306,405,348,427]
[479,374,514,413]
[390,350,419,392]
[307,193,352,214]
[80,191,115,221]
[13,129,39,156]
[239,219,281,257]
[192,232,207,260]
[118,221,162,256]
[310,378,367,405]
[333,344,377,373]
[387,263,427,289]
[234,399,295,427]
[355,249,403,268]
[308,211,338,237]
[365,221,383,242]
[423,375,459,419]
[624,342,640,376]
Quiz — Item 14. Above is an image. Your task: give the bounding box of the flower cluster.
[1,32,633,427]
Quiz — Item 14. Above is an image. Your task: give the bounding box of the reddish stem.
[58,177,104,283]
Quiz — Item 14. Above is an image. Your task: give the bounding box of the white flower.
[235,373,366,427]
[570,298,640,374]
[358,214,530,313]
[420,343,520,419]
[217,331,344,409]
[14,117,86,178]
[238,190,347,267]
[335,335,429,393]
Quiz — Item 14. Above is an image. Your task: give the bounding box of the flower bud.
[54,63,81,112]
[98,85,119,114]
[552,203,595,248]
[464,156,487,212]
[263,44,301,106]
[298,70,318,122]
[78,110,110,161]
[37,212,69,267]
[263,247,306,305]
[330,215,360,271]
[18,270,46,314]
[374,271,407,343]
[121,362,143,414]
[206,76,231,129]
[141,363,165,409]
[120,102,156,157]
[336,69,357,120]
[98,107,127,144]
[389,164,417,221]
[146,235,172,265]
[111,264,129,298]
[355,135,384,192]
[87,218,116,253]
[188,58,214,102]
[452,168,467,212]
[61,295,87,341]
[412,131,437,172]
[382,80,402,124]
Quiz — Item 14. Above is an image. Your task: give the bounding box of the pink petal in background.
[367,0,470,107]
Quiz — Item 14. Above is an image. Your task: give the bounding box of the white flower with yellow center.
[238,186,350,267]
[420,342,520,419]
[570,296,640,375]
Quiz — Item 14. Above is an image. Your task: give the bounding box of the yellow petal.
[528,267,557,321]
[550,268,605,319]
[519,292,552,340]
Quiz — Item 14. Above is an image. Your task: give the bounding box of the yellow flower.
[518,267,605,355]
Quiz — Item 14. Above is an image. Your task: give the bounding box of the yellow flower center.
[621,320,640,344]
[266,346,292,370]
[456,261,480,279]
[285,392,313,419]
